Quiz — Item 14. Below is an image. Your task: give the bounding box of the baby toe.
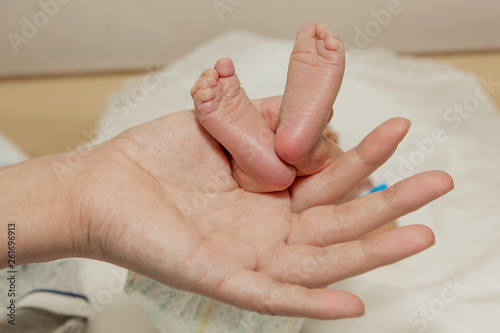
[190,74,217,98]
[316,23,331,40]
[193,88,215,108]
[214,57,236,78]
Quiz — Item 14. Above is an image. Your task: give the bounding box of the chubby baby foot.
[276,22,346,175]
[192,57,295,192]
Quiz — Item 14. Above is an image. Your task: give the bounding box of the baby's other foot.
[276,22,345,174]
[192,58,295,192]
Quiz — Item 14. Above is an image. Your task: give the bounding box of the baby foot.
[192,58,295,192]
[276,22,346,174]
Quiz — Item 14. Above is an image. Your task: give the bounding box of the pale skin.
[0,107,452,320]
[0,22,453,320]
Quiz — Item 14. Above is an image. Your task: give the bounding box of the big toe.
[214,57,236,78]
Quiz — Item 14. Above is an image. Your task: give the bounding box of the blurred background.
[1,0,499,157]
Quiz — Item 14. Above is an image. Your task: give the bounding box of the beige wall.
[1,0,500,77]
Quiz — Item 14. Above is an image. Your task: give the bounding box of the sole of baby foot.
[276,22,346,175]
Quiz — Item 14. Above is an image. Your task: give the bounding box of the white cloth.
[0,132,27,166]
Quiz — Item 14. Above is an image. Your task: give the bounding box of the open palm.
[74,107,452,320]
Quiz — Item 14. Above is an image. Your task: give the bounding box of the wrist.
[0,153,84,267]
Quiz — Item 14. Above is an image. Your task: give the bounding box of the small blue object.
[367,183,388,194]
[357,183,388,198]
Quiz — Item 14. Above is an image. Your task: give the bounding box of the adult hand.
[0,109,452,319]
